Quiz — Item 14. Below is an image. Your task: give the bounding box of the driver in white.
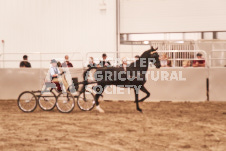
[50,59,69,92]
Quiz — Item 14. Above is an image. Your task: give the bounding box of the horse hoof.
[96,105,105,113]
[138,99,145,102]
[137,108,143,113]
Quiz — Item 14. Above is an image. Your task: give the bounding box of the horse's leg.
[95,94,100,105]
[139,86,150,102]
[134,88,142,112]
[94,85,105,113]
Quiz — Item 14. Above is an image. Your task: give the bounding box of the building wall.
[120,0,226,33]
[0,0,116,67]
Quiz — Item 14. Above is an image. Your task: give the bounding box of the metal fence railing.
[86,50,208,68]
[0,52,84,68]
[157,50,208,67]
[0,50,213,68]
[85,51,141,67]
[209,50,226,67]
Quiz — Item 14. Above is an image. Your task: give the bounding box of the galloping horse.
[83,46,161,112]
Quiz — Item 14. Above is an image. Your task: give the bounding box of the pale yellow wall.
[103,68,208,102]
[0,0,116,56]
[209,68,226,101]
[120,0,226,33]
[0,68,212,102]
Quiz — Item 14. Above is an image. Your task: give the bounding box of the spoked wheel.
[56,92,75,113]
[18,91,37,112]
[38,91,57,111]
[77,90,95,111]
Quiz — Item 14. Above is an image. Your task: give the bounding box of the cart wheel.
[38,91,56,111]
[56,92,75,113]
[18,91,37,112]
[77,90,95,111]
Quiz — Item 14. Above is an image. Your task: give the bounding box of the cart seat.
[45,82,57,89]
[44,81,62,92]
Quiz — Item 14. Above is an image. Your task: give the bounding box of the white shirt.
[49,66,60,77]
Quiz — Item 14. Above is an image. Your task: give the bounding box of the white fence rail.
[85,51,141,67]
[0,52,84,68]
[1,49,224,68]
[157,50,208,67]
[86,50,208,67]
[209,50,226,67]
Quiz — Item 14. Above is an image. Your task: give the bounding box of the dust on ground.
[0,100,226,151]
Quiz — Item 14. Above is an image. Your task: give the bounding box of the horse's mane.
[140,49,152,58]
[127,49,151,70]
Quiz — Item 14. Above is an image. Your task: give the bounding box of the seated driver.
[50,59,69,92]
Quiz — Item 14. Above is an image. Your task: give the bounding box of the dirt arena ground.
[0,100,226,151]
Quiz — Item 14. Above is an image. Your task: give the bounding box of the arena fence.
[150,40,195,50]
[0,67,225,101]
[0,52,84,68]
[120,40,195,50]
[0,49,221,68]
[155,50,207,67]
[86,50,208,67]
[208,67,226,101]
[0,68,208,101]
[85,51,141,67]
[209,50,226,67]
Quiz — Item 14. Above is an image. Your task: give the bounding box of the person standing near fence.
[160,53,168,67]
[87,57,97,68]
[120,57,128,71]
[50,59,69,92]
[19,55,31,68]
[193,53,205,67]
[62,55,73,67]
[98,53,111,67]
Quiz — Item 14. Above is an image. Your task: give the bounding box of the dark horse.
[83,46,161,113]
